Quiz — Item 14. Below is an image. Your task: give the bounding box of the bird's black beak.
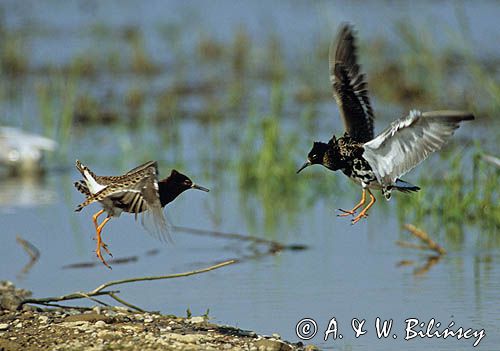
[191,183,210,192]
[296,160,311,174]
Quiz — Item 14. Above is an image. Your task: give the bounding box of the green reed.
[37,75,76,157]
[238,82,304,232]
[396,147,500,243]
[0,31,28,76]
[0,16,497,242]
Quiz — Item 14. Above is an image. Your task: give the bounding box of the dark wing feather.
[74,162,172,242]
[74,181,91,196]
[108,164,171,242]
[330,24,374,143]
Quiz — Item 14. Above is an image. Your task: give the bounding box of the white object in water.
[0,126,57,175]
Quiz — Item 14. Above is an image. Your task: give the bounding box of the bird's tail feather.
[74,181,91,196]
[75,160,97,180]
[394,179,420,193]
[74,197,96,212]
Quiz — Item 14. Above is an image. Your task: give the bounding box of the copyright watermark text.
[295,317,485,347]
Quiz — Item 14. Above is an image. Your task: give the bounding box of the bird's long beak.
[191,183,210,192]
[296,160,311,174]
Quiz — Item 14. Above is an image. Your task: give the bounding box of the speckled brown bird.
[74,160,209,268]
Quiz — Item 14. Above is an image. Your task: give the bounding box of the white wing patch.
[363,110,473,186]
[83,169,107,194]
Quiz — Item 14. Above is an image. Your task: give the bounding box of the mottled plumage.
[297,24,474,224]
[74,160,209,268]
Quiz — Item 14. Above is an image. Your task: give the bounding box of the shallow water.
[1,1,499,350]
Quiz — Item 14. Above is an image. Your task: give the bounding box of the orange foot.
[337,189,366,217]
[94,216,112,269]
[95,245,112,270]
[351,212,369,224]
[351,190,376,225]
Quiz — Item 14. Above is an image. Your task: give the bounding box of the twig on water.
[63,227,304,270]
[395,241,430,251]
[19,260,236,311]
[402,224,446,255]
[413,255,442,276]
[396,224,446,276]
[16,235,40,277]
[173,225,307,253]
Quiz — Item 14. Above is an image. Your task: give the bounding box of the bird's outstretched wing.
[125,160,158,175]
[330,24,374,143]
[75,163,172,242]
[362,110,474,185]
[114,164,172,243]
[75,160,158,187]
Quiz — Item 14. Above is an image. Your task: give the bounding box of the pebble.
[114,307,130,313]
[95,320,106,328]
[255,338,291,351]
[97,330,113,338]
[0,281,313,350]
[188,316,205,324]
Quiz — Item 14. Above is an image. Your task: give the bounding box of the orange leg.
[95,216,112,269]
[92,210,112,256]
[338,189,366,217]
[352,189,376,224]
[92,209,105,230]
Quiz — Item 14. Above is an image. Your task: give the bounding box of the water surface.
[0,1,499,350]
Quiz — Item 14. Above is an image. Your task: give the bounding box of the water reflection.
[0,176,57,210]
[15,235,40,279]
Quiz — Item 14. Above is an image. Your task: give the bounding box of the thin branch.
[108,293,145,312]
[92,259,235,293]
[31,303,94,311]
[77,291,111,307]
[403,224,446,255]
[413,255,442,276]
[19,291,119,308]
[395,240,431,251]
[20,260,236,310]
[16,235,40,277]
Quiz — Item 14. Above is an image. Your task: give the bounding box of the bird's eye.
[312,154,317,159]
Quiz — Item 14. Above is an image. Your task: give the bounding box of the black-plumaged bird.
[74,160,209,268]
[297,24,474,224]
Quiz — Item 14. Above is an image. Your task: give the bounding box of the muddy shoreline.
[0,281,317,351]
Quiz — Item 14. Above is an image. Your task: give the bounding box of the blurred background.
[0,1,498,350]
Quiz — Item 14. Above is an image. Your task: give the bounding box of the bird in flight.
[74,160,209,268]
[297,24,474,224]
